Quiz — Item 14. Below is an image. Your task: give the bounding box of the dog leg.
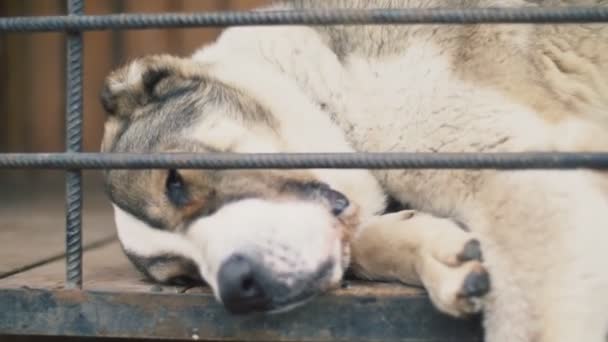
[472,170,608,342]
[350,210,490,317]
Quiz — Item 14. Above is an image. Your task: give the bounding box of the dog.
[99,1,608,341]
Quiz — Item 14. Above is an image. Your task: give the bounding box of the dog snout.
[218,254,272,314]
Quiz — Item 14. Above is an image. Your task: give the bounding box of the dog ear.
[100,55,205,153]
[100,54,202,119]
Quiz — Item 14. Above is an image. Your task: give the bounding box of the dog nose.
[217,254,271,314]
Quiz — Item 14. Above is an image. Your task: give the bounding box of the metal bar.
[1,152,608,170]
[65,0,84,289]
[0,285,482,341]
[1,7,607,32]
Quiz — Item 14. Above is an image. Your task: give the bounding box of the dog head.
[100,54,382,314]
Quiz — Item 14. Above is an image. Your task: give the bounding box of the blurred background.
[0,0,271,155]
[0,6,274,339]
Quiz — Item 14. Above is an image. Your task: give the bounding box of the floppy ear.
[99,54,205,153]
[99,54,204,119]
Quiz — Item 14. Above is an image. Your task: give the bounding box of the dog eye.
[326,189,350,216]
[165,169,189,207]
[319,186,350,216]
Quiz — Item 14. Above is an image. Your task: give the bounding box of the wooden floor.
[0,171,116,280]
[0,171,483,341]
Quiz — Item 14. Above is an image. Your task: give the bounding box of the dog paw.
[454,262,490,315]
[452,239,490,316]
[427,257,491,318]
[423,257,490,318]
[352,210,490,318]
[424,233,490,317]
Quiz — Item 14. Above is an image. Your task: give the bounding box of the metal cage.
[0,1,607,341]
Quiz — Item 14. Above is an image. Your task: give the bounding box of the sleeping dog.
[100,1,608,341]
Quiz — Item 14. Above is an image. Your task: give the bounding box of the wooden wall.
[0,0,271,153]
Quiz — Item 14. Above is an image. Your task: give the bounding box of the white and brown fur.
[100,0,608,341]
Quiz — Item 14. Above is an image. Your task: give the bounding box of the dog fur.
[100,1,608,341]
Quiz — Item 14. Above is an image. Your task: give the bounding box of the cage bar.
[64,0,84,289]
[0,7,607,33]
[1,152,608,170]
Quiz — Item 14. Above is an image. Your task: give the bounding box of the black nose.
[217,254,271,314]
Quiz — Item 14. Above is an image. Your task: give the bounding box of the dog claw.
[459,269,491,298]
[457,239,483,263]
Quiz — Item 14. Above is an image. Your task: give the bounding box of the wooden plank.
[82,0,120,153]
[0,241,182,293]
[228,0,273,10]
[173,0,273,55]
[0,172,116,278]
[120,0,174,58]
[0,241,482,341]
[0,2,30,153]
[171,0,227,56]
[26,0,64,153]
[0,2,10,151]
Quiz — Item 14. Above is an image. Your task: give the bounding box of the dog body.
[101,1,608,341]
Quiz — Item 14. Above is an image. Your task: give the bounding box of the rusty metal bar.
[1,152,608,170]
[64,0,84,289]
[0,285,482,341]
[0,7,607,33]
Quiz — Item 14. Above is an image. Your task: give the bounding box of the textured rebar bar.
[1,7,607,33]
[1,152,608,170]
[65,0,83,289]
